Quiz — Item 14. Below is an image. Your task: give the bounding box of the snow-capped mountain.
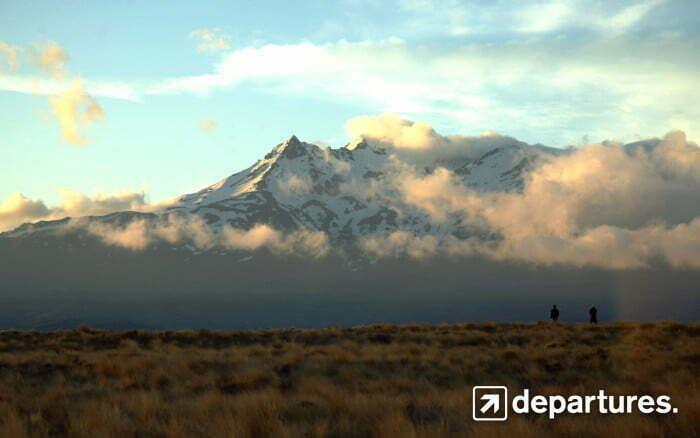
[162,135,555,240]
[0,134,562,252]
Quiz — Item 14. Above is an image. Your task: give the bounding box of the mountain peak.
[277,135,308,160]
[269,135,311,160]
[284,135,300,145]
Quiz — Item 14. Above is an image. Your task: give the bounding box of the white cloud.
[143,35,699,145]
[517,0,575,33]
[0,5,691,170]
[357,0,667,38]
[0,76,139,101]
[393,0,477,36]
[601,0,667,32]
[513,0,667,35]
[1,10,696,146]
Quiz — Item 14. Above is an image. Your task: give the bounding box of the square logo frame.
[472,386,508,421]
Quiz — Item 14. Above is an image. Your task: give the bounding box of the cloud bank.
[0,191,329,257]
[0,189,152,232]
[79,217,329,257]
[352,117,700,269]
[346,112,534,165]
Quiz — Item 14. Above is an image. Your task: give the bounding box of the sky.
[1,0,699,207]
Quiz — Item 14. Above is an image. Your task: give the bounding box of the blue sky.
[1,0,698,207]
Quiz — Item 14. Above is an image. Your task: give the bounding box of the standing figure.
[589,306,598,324]
[550,305,560,322]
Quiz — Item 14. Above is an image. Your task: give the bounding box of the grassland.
[0,321,697,437]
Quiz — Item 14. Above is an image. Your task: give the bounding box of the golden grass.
[0,321,697,437]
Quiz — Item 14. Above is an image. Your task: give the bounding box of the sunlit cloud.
[221,224,329,257]
[345,113,536,165]
[189,28,231,52]
[49,80,104,145]
[32,44,107,145]
[33,41,70,77]
[365,118,700,269]
[0,41,21,71]
[76,217,330,257]
[0,193,51,231]
[0,188,167,232]
[0,40,115,144]
[346,113,439,150]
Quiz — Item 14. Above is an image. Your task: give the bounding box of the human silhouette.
[589,306,598,324]
[550,305,559,322]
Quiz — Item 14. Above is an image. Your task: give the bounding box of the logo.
[472,386,508,421]
[472,387,678,421]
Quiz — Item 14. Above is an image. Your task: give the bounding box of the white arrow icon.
[480,393,500,413]
[473,386,507,421]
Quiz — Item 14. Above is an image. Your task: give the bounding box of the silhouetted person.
[550,305,560,322]
[589,306,598,324]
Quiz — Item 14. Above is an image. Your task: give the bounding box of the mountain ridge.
[162,134,552,239]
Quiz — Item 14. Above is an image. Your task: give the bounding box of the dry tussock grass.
[0,322,697,437]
